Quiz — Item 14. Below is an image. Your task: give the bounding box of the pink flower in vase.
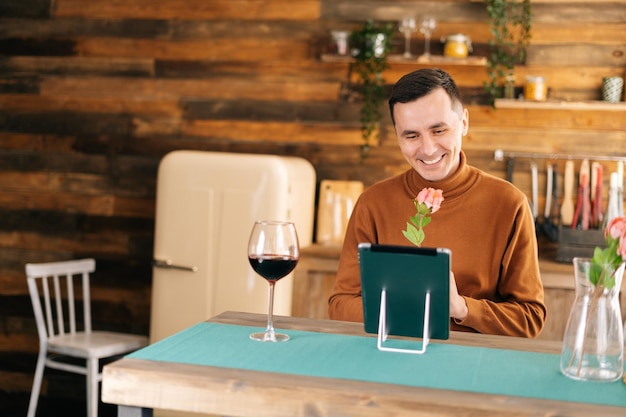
[605,217,626,258]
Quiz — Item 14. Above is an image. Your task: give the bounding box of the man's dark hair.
[388,68,463,126]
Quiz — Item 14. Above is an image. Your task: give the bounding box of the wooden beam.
[53,0,321,20]
[76,38,312,61]
[0,191,155,218]
[180,120,365,145]
[467,104,626,131]
[0,56,155,77]
[0,94,181,116]
[39,76,342,102]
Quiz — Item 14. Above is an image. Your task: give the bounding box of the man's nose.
[421,135,438,154]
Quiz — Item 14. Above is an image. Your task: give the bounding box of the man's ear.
[461,108,469,136]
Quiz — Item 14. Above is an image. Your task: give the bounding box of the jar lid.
[525,75,545,83]
[442,33,471,42]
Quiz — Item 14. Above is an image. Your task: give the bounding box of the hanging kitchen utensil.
[543,163,552,226]
[591,162,603,228]
[561,160,575,226]
[530,161,539,236]
[571,177,583,229]
[581,159,590,230]
[604,172,620,228]
[595,163,604,227]
[571,159,590,230]
[550,164,560,239]
[542,163,559,241]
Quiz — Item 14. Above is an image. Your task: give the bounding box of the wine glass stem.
[265,281,277,340]
[424,34,431,56]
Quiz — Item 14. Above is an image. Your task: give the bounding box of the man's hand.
[449,271,468,321]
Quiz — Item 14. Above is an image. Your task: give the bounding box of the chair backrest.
[26,259,96,342]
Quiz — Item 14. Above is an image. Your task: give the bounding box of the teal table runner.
[129,322,626,408]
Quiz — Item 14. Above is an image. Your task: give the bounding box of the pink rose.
[606,217,626,258]
[606,217,626,240]
[416,187,444,214]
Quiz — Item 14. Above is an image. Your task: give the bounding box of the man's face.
[393,88,468,182]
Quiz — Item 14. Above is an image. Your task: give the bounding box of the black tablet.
[358,243,451,340]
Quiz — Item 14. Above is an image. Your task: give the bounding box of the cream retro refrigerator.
[149,150,316,344]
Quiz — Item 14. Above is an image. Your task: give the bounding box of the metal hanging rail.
[494,149,626,163]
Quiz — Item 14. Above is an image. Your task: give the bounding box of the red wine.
[248,255,298,281]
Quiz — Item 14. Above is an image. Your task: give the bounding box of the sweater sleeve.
[327,196,373,322]
[452,199,546,338]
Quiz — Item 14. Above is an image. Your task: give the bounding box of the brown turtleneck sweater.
[328,152,546,338]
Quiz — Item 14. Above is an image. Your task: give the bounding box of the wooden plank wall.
[0,0,624,414]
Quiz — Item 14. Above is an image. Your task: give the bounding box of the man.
[328,68,546,337]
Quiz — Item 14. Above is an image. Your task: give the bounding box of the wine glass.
[398,17,417,58]
[247,220,299,342]
[419,15,437,58]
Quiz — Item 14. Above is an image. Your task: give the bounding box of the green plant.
[349,20,393,156]
[484,0,532,102]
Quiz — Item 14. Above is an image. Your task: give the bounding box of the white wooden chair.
[26,258,148,417]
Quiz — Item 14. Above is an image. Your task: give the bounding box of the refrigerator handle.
[152,259,198,272]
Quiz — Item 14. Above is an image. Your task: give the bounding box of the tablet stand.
[376,288,431,354]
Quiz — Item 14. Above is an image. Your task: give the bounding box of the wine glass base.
[250,332,289,342]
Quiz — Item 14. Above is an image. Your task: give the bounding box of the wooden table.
[102,311,626,417]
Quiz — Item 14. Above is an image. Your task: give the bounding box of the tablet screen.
[358,243,451,340]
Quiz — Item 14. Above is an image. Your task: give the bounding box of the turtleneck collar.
[405,151,478,200]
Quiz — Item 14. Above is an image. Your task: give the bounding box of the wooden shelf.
[494,98,626,111]
[320,53,487,66]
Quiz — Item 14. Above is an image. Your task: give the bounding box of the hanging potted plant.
[484,0,532,103]
[348,20,393,157]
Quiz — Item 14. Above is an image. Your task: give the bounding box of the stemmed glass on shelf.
[419,15,437,59]
[247,220,299,342]
[398,17,417,58]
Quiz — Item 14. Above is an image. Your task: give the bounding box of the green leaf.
[590,236,624,288]
[402,222,424,246]
[589,261,604,286]
[408,214,421,228]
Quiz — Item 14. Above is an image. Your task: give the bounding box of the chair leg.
[86,358,99,417]
[27,349,47,417]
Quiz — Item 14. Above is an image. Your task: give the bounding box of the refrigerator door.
[150,150,315,343]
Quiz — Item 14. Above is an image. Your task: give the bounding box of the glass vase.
[560,257,625,382]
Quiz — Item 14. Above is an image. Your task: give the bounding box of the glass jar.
[524,76,547,101]
[441,34,472,59]
[330,30,350,56]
